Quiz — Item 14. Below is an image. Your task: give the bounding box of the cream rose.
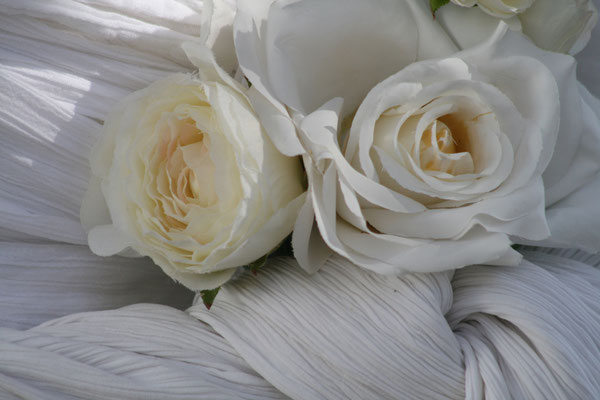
[80,45,305,290]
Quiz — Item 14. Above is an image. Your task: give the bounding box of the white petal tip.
[88,225,134,257]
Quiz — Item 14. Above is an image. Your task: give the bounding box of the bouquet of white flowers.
[2,0,600,398]
[82,0,600,299]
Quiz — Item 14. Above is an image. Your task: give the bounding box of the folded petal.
[364,178,548,241]
[522,173,600,253]
[198,0,238,74]
[517,85,600,253]
[435,4,521,50]
[235,0,457,117]
[261,0,419,115]
[519,0,598,54]
[545,84,600,205]
[290,189,332,274]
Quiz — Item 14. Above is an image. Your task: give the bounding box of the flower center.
[152,115,218,232]
[397,114,475,176]
[419,120,456,168]
[165,118,217,207]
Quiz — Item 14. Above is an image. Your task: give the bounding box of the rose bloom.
[234,0,600,274]
[81,45,305,290]
[441,0,597,54]
[450,0,533,18]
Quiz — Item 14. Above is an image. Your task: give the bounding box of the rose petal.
[436,5,521,50]
[291,185,332,274]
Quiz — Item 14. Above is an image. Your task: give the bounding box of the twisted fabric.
[1,251,599,399]
[0,304,286,399]
[189,251,600,400]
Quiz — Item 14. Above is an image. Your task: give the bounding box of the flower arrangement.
[3,0,600,398]
[81,0,600,307]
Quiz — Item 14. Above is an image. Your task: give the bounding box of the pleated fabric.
[0,243,193,330]
[0,304,287,400]
[189,252,600,400]
[0,0,198,324]
[0,0,198,245]
[2,252,599,399]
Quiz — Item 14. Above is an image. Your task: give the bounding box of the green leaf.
[244,254,269,276]
[241,235,294,277]
[430,0,450,16]
[200,287,221,310]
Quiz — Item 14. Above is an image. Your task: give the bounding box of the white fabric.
[189,253,600,400]
[2,252,600,399]
[0,0,197,321]
[0,0,200,245]
[0,243,193,330]
[0,304,286,399]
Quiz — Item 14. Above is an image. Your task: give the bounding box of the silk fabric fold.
[2,251,600,399]
[189,251,600,400]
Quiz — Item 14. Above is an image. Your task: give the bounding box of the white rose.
[80,45,305,290]
[449,0,533,18]
[296,26,600,274]
[232,0,459,155]
[519,0,598,54]
[439,0,598,54]
[233,0,464,267]
[234,0,600,274]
